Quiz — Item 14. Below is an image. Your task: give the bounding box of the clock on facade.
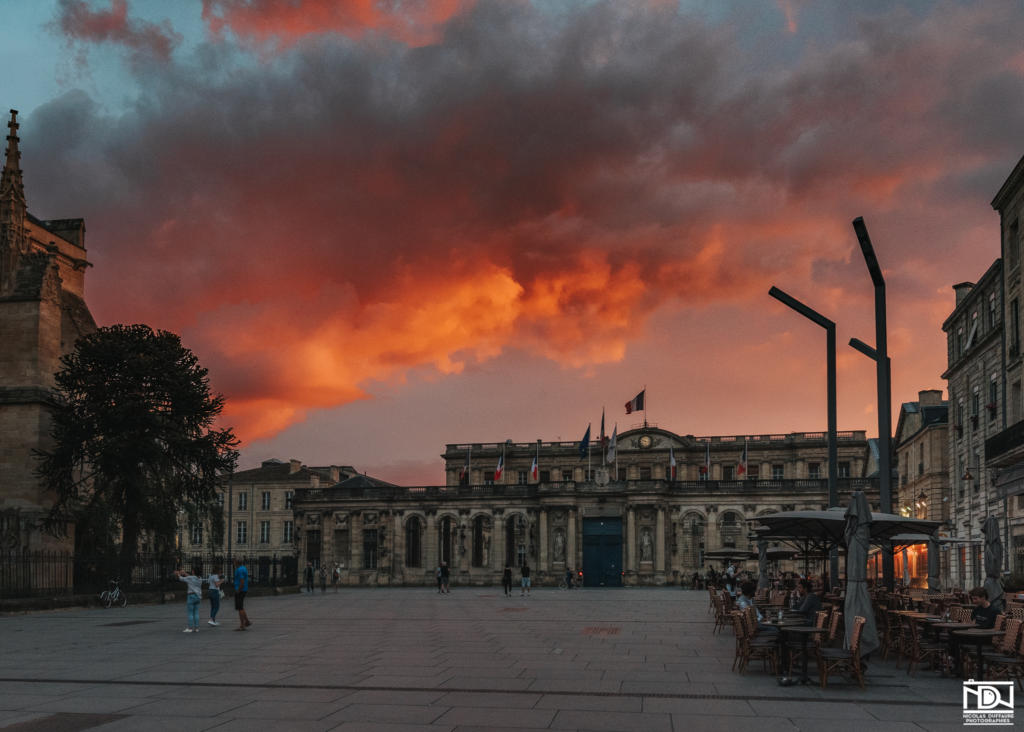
[638,435,653,449]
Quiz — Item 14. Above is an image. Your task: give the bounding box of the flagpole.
[468,445,472,486]
[643,384,647,428]
[501,443,506,484]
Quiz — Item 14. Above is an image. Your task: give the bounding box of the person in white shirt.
[207,569,224,626]
[175,569,206,633]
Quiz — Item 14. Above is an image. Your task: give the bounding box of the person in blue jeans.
[233,558,252,631]
[175,569,205,633]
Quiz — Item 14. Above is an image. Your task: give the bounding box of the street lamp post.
[768,286,839,589]
[849,216,894,591]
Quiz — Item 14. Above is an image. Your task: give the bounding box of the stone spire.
[1,109,28,295]
[1,110,26,215]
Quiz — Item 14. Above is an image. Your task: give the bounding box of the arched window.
[405,517,422,568]
[472,515,488,567]
[439,516,454,565]
[720,511,744,548]
[680,513,705,570]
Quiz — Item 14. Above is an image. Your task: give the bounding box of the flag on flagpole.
[530,443,539,481]
[578,424,591,461]
[606,424,617,464]
[699,440,710,476]
[737,438,748,477]
[460,445,472,483]
[495,450,504,481]
[669,446,677,481]
[625,389,645,414]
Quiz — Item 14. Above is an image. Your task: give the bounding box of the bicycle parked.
[99,578,127,608]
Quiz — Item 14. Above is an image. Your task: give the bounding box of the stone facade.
[894,389,949,584]
[942,259,1003,588]
[0,110,95,553]
[176,459,376,562]
[293,428,878,586]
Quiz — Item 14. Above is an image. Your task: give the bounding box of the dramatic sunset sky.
[3,0,1023,483]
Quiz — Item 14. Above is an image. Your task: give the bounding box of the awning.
[995,462,1024,500]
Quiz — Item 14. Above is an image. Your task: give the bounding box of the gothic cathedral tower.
[0,109,96,554]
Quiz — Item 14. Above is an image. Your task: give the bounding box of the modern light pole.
[849,216,895,591]
[768,286,840,588]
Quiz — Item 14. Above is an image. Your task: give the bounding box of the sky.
[3,0,1023,484]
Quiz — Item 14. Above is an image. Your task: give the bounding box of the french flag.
[625,389,645,414]
[699,440,710,475]
[530,452,538,481]
[669,446,677,481]
[495,452,504,481]
[737,439,748,476]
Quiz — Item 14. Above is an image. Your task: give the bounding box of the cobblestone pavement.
[0,588,1002,731]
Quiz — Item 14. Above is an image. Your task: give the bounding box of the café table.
[779,625,828,686]
[952,628,1004,681]
[929,622,978,675]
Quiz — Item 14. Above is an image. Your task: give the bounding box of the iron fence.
[0,550,299,599]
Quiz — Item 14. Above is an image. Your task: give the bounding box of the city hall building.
[293,427,879,587]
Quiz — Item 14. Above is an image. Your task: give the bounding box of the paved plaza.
[0,588,996,731]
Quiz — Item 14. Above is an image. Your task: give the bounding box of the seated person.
[793,579,821,624]
[969,586,999,629]
[735,581,762,621]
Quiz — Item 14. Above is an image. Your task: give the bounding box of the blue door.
[582,518,623,587]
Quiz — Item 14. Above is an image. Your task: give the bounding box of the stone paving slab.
[0,588,1009,730]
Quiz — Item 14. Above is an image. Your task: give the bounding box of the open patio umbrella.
[844,491,879,657]
[752,508,941,549]
[982,516,1005,611]
[757,540,770,591]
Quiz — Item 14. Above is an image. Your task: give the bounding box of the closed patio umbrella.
[982,516,1005,612]
[757,540,770,591]
[844,491,879,657]
[901,548,910,587]
[927,535,940,593]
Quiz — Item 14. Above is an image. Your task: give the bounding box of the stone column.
[626,506,636,572]
[539,509,548,573]
[655,506,666,573]
[567,508,577,572]
[350,514,362,574]
[425,513,437,574]
[494,513,506,570]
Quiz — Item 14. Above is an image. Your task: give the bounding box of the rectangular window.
[261,491,271,510]
[957,403,965,434]
[837,462,851,478]
[771,464,784,480]
[618,467,627,481]
[990,294,999,329]
[956,327,964,357]
[483,471,495,485]
[561,469,573,481]
[285,491,294,509]
[990,381,998,421]
[640,467,652,480]
[190,524,203,545]
[1017,495,1024,511]
[722,465,733,481]
[665,466,673,481]
[517,470,527,485]
[238,492,247,511]
[236,520,247,545]
[259,520,270,543]
[1010,219,1020,269]
[539,470,550,483]
[283,521,294,543]
[747,463,759,479]
[363,529,378,569]
[216,494,224,507]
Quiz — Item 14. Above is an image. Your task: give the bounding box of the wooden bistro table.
[778,625,828,686]
[952,628,1004,680]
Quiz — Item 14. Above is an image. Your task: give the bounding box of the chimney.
[953,282,974,307]
[329,465,340,483]
[918,389,943,406]
[289,459,302,474]
[310,473,320,489]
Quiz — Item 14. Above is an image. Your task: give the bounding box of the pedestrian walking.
[233,557,252,631]
[175,568,205,633]
[440,561,450,593]
[207,567,224,626]
[304,561,315,594]
[319,565,327,593]
[502,563,513,597]
[520,562,531,596]
[435,564,443,593]
[332,563,341,592]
